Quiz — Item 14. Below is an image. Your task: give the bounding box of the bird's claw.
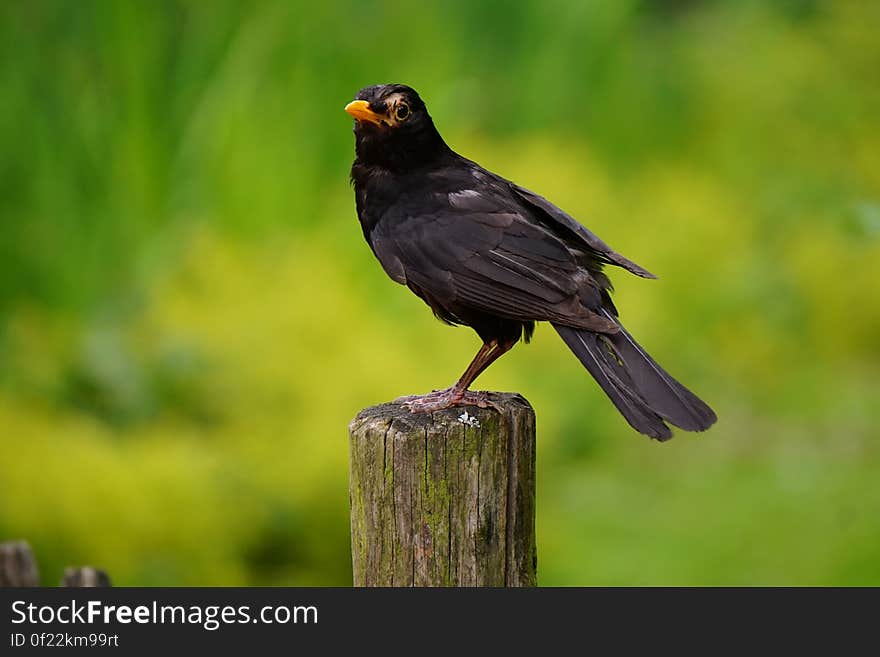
[395,389,505,414]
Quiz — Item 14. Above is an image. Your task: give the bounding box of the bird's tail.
[552,313,716,441]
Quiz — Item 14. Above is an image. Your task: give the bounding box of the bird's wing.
[377,190,619,333]
[508,183,657,279]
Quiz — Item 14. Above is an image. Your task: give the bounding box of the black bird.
[346,84,716,440]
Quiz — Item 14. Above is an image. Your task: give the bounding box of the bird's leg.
[450,341,499,393]
[397,339,516,413]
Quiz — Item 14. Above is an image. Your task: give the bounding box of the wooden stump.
[349,392,537,587]
[0,540,40,586]
[62,567,112,587]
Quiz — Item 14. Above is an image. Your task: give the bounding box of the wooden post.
[0,540,40,586]
[62,567,112,587]
[349,392,537,587]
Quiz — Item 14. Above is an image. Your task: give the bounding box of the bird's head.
[346,84,449,171]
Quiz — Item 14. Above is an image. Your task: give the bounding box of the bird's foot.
[396,388,504,414]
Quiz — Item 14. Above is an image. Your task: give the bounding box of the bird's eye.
[395,103,410,121]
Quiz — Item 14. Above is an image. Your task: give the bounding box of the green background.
[1,0,878,585]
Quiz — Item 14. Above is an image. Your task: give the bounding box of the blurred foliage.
[1,0,878,585]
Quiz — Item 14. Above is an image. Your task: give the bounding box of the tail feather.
[553,317,716,440]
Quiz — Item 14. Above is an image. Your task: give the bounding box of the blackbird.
[346,83,716,440]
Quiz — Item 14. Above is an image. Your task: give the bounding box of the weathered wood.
[349,393,537,587]
[62,567,112,587]
[0,540,40,586]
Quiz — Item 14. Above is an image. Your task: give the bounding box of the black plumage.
[346,83,716,440]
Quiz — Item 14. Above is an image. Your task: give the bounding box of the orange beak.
[345,99,385,126]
